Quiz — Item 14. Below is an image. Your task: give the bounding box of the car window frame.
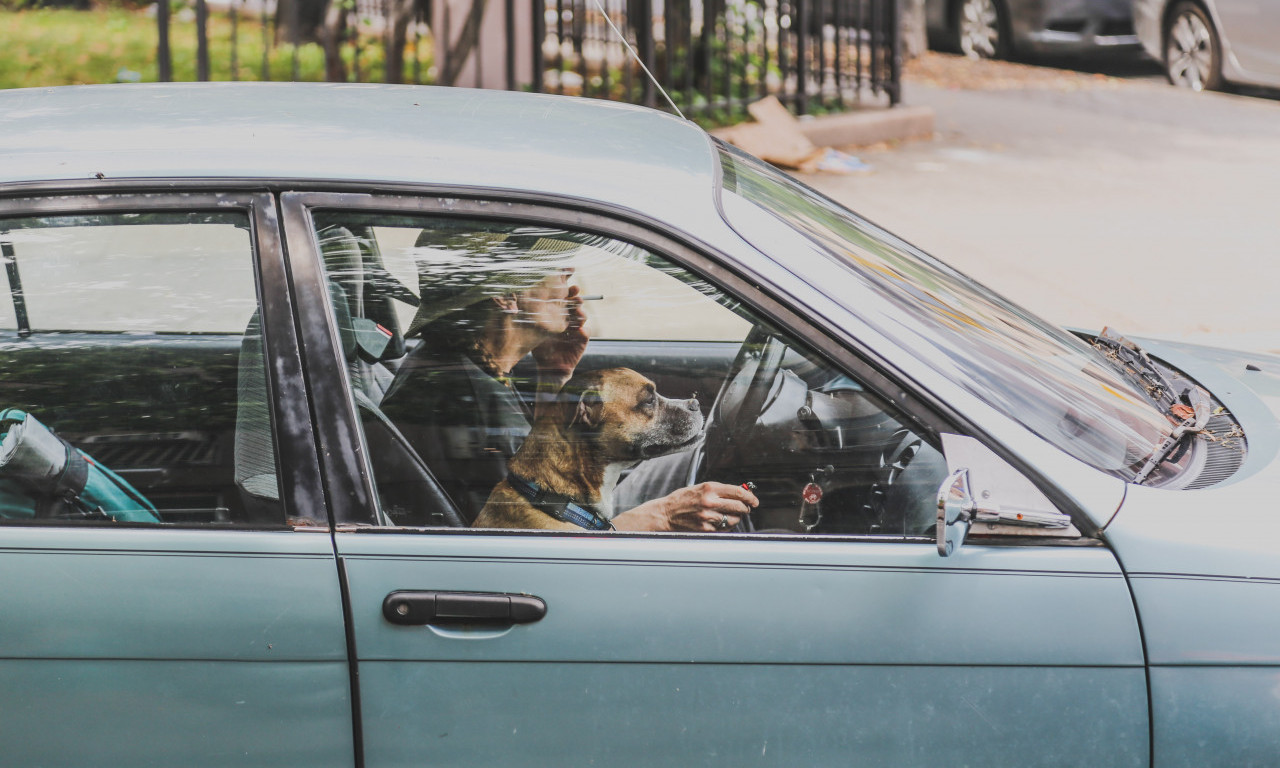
[0,188,327,530]
[281,188,973,539]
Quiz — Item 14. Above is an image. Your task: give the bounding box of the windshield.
[716,145,1173,481]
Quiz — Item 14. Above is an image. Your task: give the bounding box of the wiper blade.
[1132,384,1211,484]
[1092,327,1179,405]
[1092,328,1212,484]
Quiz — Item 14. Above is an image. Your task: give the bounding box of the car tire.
[1163,2,1223,91]
[951,0,1008,59]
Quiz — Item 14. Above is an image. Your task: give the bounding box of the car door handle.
[382,590,547,626]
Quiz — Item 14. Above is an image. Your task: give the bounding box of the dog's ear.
[568,389,605,430]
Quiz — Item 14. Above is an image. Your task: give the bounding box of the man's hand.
[613,482,760,532]
[531,285,588,383]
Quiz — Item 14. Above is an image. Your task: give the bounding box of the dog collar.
[505,472,614,531]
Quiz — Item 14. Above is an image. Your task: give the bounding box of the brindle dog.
[473,367,703,530]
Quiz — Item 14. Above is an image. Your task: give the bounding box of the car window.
[313,212,945,537]
[0,211,290,526]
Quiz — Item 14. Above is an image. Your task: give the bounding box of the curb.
[796,104,935,147]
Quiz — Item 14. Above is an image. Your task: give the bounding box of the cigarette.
[578,294,604,301]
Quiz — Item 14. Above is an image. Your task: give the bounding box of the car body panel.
[0,526,354,767]
[1213,0,1280,78]
[1104,476,1280,658]
[1124,571,1280,664]
[2,660,353,767]
[928,0,1140,55]
[0,83,719,247]
[1014,0,1141,53]
[339,531,1148,767]
[1102,339,1280,766]
[1149,667,1280,768]
[1134,0,1163,58]
[361,663,1146,766]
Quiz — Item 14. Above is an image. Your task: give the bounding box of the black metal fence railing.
[533,1,901,115]
[159,0,900,118]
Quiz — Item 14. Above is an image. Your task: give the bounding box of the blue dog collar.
[505,472,614,531]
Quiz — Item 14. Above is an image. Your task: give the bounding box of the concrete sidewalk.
[795,64,1280,353]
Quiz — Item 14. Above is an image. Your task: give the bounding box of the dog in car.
[473,367,704,530]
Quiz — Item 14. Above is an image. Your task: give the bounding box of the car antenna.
[588,0,687,121]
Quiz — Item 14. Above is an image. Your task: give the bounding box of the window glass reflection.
[317,212,945,538]
[0,212,285,527]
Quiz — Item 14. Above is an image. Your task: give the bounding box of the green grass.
[0,7,399,89]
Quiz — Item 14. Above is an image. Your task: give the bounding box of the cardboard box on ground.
[713,96,871,174]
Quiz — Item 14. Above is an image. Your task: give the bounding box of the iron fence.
[159,0,900,118]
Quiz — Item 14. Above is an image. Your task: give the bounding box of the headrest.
[320,225,411,363]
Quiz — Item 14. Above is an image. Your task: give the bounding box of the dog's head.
[560,367,704,462]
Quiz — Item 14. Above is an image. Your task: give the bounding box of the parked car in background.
[1136,0,1280,90]
[928,0,1140,59]
[3,82,1280,767]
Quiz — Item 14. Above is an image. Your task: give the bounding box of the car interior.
[311,215,946,537]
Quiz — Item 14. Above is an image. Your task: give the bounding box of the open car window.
[0,210,291,527]
[312,211,946,537]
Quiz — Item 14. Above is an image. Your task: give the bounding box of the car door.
[283,192,1148,767]
[0,192,353,767]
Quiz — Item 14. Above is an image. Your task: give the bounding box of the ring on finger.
[718,514,730,529]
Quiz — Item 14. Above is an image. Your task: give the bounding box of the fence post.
[290,0,301,81]
[156,0,172,82]
[505,0,516,90]
[382,0,392,83]
[815,0,825,106]
[888,0,902,104]
[195,0,210,81]
[261,3,271,80]
[701,0,713,116]
[230,0,239,81]
[533,0,546,93]
[573,0,586,97]
[638,0,655,108]
[870,0,881,97]
[795,0,809,115]
[554,0,565,94]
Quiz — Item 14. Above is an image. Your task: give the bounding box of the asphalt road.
[801,58,1280,353]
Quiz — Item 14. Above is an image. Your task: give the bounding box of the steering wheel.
[688,327,789,527]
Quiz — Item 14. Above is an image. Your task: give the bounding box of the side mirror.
[936,468,973,557]
[935,434,1075,557]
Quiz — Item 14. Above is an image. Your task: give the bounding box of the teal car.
[1,83,1277,767]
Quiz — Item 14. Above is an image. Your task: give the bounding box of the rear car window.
[0,210,290,526]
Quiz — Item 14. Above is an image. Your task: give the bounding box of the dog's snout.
[685,398,700,412]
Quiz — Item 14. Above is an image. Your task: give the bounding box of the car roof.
[0,82,720,225]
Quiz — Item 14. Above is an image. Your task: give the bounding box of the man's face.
[516,267,575,335]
